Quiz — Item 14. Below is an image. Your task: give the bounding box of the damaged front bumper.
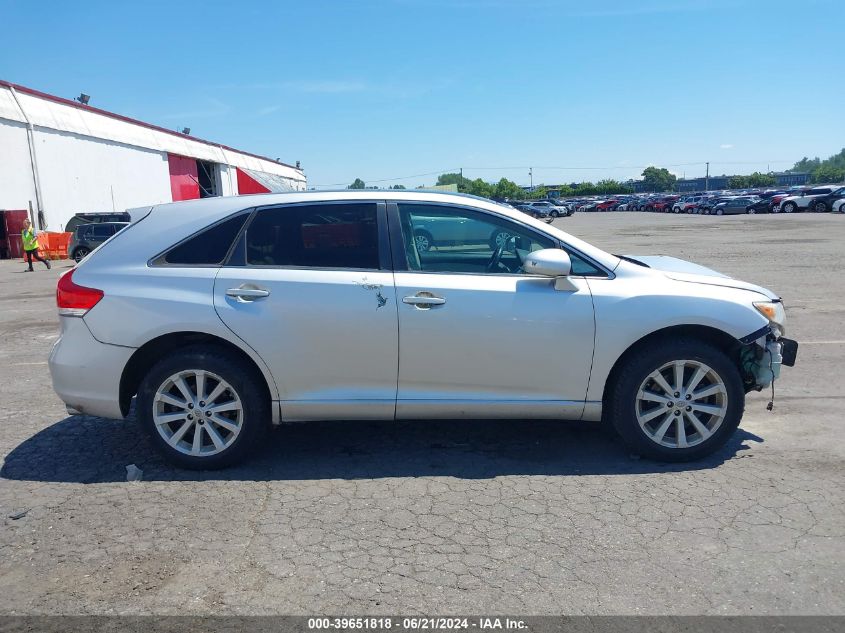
[739,326,798,391]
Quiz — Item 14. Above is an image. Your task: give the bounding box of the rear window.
[245,203,379,269]
[161,213,248,265]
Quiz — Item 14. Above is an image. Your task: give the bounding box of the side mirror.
[523,248,571,277]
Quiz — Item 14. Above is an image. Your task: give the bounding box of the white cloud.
[720,144,734,149]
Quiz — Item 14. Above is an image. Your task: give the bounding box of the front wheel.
[783,202,796,213]
[606,338,744,462]
[137,345,269,469]
[814,201,828,213]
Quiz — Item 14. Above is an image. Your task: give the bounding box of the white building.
[0,80,306,233]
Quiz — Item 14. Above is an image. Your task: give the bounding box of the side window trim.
[386,201,611,278]
[235,200,389,272]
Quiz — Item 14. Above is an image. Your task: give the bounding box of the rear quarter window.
[157,213,249,266]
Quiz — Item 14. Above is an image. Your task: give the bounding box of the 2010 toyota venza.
[49,191,797,468]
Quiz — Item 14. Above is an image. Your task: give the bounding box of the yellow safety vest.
[22,227,38,251]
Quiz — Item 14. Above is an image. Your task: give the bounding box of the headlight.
[753,301,786,336]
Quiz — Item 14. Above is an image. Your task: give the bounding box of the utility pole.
[529,167,533,191]
[705,162,710,192]
[459,167,463,190]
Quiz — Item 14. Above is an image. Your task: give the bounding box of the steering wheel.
[486,236,521,273]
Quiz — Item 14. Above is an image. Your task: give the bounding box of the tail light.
[57,269,103,317]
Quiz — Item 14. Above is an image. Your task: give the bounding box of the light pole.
[529,167,533,191]
[705,162,710,192]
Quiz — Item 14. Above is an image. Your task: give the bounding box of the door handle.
[226,286,270,301]
[403,293,446,308]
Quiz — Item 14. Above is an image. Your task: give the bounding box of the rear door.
[213,201,399,421]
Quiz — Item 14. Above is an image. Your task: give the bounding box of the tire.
[715,208,723,216]
[813,201,828,213]
[137,345,270,469]
[414,229,434,253]
[550,210,559,218]
[746,207,755,214]
[606,337,744,462]
[73,247,91,262]
[783,202,796,213]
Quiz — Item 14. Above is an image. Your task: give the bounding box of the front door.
[390,202,596,420]
[214,201,398,421]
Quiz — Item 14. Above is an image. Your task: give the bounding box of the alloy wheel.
[635,359,728,449]
[152,369,244,457]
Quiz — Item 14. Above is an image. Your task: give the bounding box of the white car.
[49,191,797,468]
[775,186,840,213]
[672,195,705,213]
[833,198,845,213]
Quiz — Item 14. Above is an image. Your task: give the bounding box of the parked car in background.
[712,196,759,215]
[65,212,131,233]
[652,196,679,212]
[776,186,841,213]
[49,190,797,468]
[69,222,130,262]
[672,196,705,213]
[745,198,773,214]
[596,199,620,212]
[833,198,845,213]
[805,186,845,212]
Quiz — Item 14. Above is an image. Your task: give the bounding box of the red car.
[596,199,619,211]
[651,196,679,212]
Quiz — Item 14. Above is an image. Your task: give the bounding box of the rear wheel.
[814,201,828,213]
[715,208,724,216]
[73,247,90,262]
[549,210,560,218]
[137,345,269,469]
[607,338,744,462]
[783,201,797,213]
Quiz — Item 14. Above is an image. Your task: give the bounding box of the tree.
[728,172,776,189]
[493,178,524,201]
[348,178,365,189]
[390,184,406,189]
[526,186,549,200]
[641,166,677,192]
[811,164,845,184]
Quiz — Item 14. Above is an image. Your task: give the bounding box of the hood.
[623,255,779,300]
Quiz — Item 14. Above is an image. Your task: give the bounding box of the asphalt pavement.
[0,212,842,615]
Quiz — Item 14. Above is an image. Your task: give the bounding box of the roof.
[0,80,305,182]
[122,189,620,273]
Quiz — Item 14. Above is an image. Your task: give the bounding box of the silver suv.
[49,191,797,468]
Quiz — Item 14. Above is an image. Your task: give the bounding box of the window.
[398,203,603,276]
[245,203,379,269]
[162,213,248,265]
[91,225,114,238]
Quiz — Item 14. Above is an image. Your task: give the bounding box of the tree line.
[789,147,845,184]
[346,148,845,198]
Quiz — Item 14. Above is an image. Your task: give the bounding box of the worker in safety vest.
[22,218,51,272]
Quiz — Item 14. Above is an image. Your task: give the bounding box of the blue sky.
[2,0,843,188]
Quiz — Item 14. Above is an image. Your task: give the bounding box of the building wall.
[32,127,173,230]
[0,119,38,213]
[0,81,307,234]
